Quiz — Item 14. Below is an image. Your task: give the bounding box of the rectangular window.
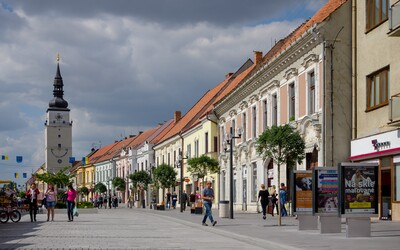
[213,136,218,152]
[195,140,199,157]
[272,94,278,126]
[289,83,295,120]
[252,106,257,138]
[395,162,400,201]
[252,163,257,202]
[263,99,268,130]
[366,0,389,31]
[220,126,225,152]
[205,132,209,153]
[243,112,247,141]
[367,67,389,110]
[173,151,176,166]
[187,144,191,159]
[168,153,170,166]
[231,120,236,146]
[308,71,315,115]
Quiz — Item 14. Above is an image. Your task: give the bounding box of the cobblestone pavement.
[0,206,399,250]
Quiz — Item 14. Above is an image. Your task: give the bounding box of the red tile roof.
[263,0,347,64]
[158,75,234,143]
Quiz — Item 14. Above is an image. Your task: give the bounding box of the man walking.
[280,183,288,217]
[181,190,188,211]
[201,181,217,226]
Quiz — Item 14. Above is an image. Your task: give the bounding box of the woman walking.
[26,183,40,222]
[271,185,279,216]
[66,184,77,222]
[257,184,270,220]
[45,183,57,221]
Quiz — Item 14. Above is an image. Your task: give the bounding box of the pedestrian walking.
[280,183,288,217]
[189,192,195,208]
[201,181,217,226]
[181,190,188,211]
[98,195,103,208]
[171,192,178,209]
[257,184,270,220]
[66,184,77,222]
[26,183,40,222]
[166,191,171,209]
[45,183,57,221]
[108,193,112,209]
[271,185,279,216]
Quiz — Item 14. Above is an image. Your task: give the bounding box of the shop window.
[252,163,257,202]
[395,163,400,201]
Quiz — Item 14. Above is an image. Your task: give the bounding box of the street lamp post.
[224,127,242,219]
[177,152,188,213]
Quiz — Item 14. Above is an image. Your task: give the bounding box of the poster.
[294,172,312,212]
[342,165,377,214]
[315,169,338,214]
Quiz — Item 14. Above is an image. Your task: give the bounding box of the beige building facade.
[350,0,400,221]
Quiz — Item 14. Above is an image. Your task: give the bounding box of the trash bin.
[219,200,229,218]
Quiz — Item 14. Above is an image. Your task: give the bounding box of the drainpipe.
[207,111,220,208]
[322,40,326,167]
[351,0,357,140]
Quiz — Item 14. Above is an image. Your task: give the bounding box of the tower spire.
[48,54,69,110]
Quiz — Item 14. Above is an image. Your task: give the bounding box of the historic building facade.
[214,0,352,212]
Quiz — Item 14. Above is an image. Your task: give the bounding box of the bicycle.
[0,206,21,223]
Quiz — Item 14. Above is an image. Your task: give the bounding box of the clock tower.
[45,55,72,173]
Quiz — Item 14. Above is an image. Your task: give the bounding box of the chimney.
[174,111,181,123]
[139,131,143,135]
[254,51,263,64]
[225,73,233,79]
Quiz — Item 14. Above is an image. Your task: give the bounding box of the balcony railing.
[388,0,400,36]
[388,93,400,125]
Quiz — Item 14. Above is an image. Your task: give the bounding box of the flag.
[14,173,19,178]
[82,156,88,165]
[1,155,8,160]
[16,156,23,163]
[69,157,75,163]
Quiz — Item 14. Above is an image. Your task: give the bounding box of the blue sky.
[0,0,328,187]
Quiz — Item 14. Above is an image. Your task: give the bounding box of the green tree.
[34,166,74,187]
[129,171,152,191]
[187,155,219,188]
[112,177,126,192]
[153,164,177,203]
[79,187,89,196]
[94,182,107,194]
[256,124,305,226]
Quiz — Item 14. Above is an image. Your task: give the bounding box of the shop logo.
[371,139,390,151]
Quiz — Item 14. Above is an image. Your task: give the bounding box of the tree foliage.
[112,177,126,192]
[256,124,305,167]
[34,166,74,187]
[79,186,89,196]
[153,164,177,190]
[94,182,107,193]
[129,171,152,191]
[187,155,220,179]
[256,124,305,226]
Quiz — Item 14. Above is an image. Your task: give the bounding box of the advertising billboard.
[313,168,339,215]
[340,163,378,215]
[292,171,312,213]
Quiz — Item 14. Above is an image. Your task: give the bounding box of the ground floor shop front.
[350,129,400,221]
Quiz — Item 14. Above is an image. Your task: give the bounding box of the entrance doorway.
[381,169,391,220]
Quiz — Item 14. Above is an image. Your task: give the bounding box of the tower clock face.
[55,113,63,121]
[51,148,69,158]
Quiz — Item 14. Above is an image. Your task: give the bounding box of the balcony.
[388,1,400,36]
[388,93,400,126]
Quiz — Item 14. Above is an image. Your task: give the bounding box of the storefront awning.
[349,147,400,161]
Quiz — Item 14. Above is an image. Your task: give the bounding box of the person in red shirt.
[26,183,40,222]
